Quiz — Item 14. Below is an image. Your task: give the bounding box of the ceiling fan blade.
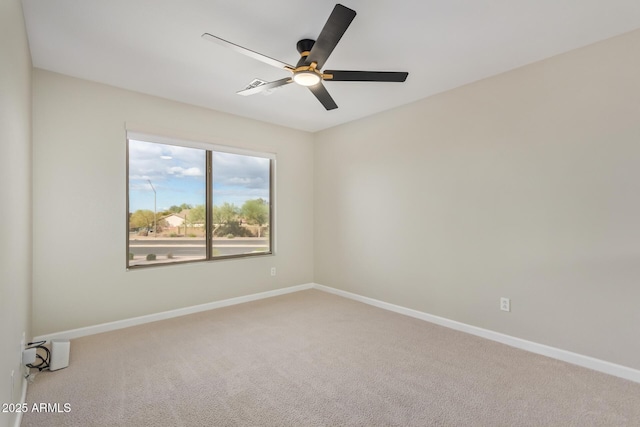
[325,70,409,82]
[308,83,338,110]
[202,33,295,70]
[236,78,293,96]
[306,4,356,70]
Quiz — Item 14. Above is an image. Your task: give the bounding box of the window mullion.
[206,150,213,260]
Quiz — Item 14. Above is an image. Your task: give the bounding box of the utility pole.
[147,179,157,238]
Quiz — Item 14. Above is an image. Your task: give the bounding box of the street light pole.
[147,179,157,238]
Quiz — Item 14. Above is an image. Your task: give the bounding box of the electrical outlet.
[270,267,276,276]
[500,297,511,312]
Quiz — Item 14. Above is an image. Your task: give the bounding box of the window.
[127,133,273,268]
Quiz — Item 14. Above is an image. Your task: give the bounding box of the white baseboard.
[33,283,314,342]
[312,283,640,384]
[32,281,639,384]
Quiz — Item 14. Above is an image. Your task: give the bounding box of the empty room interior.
[2,0,640,426]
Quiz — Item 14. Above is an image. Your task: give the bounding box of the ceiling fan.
[202,3,408,110]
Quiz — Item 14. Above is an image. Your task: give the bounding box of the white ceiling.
[21,0,640,132]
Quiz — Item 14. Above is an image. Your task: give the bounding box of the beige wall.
[32,70,314,336]
[314,29,640,370]
[0,0,32,425]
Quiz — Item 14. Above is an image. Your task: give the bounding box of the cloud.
[128,139,271,210]
[166,166,204,177]
[213,152,270,190]
[129,139,206,182]
[129,174,151,181]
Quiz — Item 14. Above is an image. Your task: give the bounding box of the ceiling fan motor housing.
[292,39,323,86]
[296,39,316,61]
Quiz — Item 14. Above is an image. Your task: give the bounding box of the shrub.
[169,232,178,238]
[187,233,197,238]
[214,220,251,237]
[226,234,235,239]
[146,253,156,261]
[128,252,134,260]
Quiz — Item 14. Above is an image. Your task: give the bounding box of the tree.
[156,218,168,233]
[213,202,239,225]
[179,203,193,210]
[168,205,182,213]
[242,198,269,237]
[130,209,155,230]
[187,204,205,226]
[212,203,245,237]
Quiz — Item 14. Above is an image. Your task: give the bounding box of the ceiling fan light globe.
[293,71,321,87]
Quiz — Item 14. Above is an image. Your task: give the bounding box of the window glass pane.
[128,140,207,266]
[212,152,271,257]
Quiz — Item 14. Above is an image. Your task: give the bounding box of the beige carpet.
[23,289,640,426]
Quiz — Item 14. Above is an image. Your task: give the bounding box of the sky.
[128,139,270,213]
